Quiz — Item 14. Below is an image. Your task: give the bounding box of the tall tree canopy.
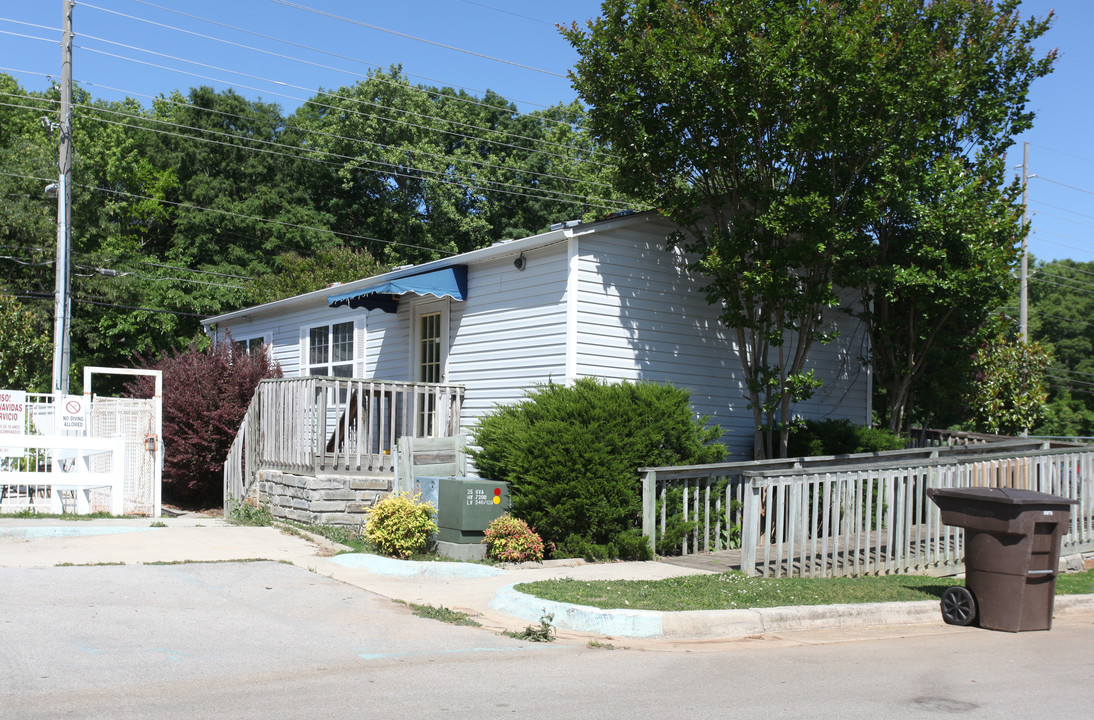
[0,68,626,384]
[1022,260,1094,438]
[564,0,1054,455]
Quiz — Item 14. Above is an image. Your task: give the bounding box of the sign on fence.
[0,389,27,457]
[56,395,87,436]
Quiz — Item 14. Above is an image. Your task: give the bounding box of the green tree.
[291,67,628,266]
[563,1,1054,456]
[1022,260,1094,437]
[965,331,1050,435]
[0,294,51,392]
[246,245,386,305]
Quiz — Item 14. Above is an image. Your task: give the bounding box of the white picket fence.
[641,440,1094,577]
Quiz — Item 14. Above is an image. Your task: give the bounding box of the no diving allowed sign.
[57,395,87,435]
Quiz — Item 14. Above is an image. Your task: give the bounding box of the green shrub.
[469,378,725,559]
[362,492,437,558]
[559,529,654,562]
[786,419,906,458]
[483,514,545,563]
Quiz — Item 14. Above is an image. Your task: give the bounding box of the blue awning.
[327,265,468,313]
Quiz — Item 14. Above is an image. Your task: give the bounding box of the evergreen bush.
[469,378,725,559]
[786,419,906,458]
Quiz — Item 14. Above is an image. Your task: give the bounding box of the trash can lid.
[926,487,1078,505]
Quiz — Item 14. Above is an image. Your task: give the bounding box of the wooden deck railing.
[641,439,1094,577]
[224,377,464,508]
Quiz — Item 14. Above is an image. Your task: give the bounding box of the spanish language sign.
[0,389,27,457]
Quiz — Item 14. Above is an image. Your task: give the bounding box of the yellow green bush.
[362,492,437,558]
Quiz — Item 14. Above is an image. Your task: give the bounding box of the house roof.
[203,210,663,327]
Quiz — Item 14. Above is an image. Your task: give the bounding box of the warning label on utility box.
[466,488,493,506]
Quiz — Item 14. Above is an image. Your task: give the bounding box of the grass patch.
[55,561,126,567]
[227,502,273,527]
[1057,570,1094,594]
[399,601,482,627]
[516,569,1094,612]
[587,639,616,650]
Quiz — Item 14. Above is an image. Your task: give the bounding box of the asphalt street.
[2,561,1092,719]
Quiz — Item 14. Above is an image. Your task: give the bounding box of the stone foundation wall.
[250,469,393,526]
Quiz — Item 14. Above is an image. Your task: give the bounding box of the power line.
[85,1,581,131]
[0,16,60,35]
[68,15,610,161]
[0,27,57,45]
[0,168,451,256]
[75,105,627,210]
[80,111,629,211]
[1040,261,1094,279]
[13,290,212,318]
[1030,143,1094,166]
[1031,268,1094,290]
[71,262,247,290]
[58,87,614,191]
[1048,366,1094,382]
[1032,229,1094,250]
[1045,373,1094,390]
[1032,237,1094,255]
[1034,211,1094,231]
[269,0,567,78]
[1030,275,1094,297]
[1033,201,1094,222]
[75,43,616,168]
[1036,176,1094,197]
[128,0,570,113]
[457,0,556,26]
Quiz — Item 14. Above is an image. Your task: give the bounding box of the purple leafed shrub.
[128,336,281,508]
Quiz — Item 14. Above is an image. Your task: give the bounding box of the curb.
[490,585,1094,640]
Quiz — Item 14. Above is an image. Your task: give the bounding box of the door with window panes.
[415,302,446,436]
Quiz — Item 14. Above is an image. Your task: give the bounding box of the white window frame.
[300,318,366,378]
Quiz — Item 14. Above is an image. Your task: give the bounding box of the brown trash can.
[927,487,1077,632]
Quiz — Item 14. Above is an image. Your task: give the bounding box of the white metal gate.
[0,367,162,517]
[90,396,158,516]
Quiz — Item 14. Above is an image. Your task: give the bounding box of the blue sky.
[1,0,1090,264]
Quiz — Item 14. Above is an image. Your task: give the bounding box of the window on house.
[308,321,354,377]
[232,336,265,357]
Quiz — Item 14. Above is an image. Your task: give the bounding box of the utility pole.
[52,0,74,395]
[1018,141,1029,344]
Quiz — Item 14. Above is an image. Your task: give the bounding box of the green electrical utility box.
[435,476,511,544]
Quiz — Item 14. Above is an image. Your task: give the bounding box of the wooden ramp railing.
[224,377,464,509]
[641,440,1094,578]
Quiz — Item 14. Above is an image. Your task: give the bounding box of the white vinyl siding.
[574,222,869,458]
[208,215,868,460]
[447,242,568,424]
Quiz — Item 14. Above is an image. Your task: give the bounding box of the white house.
[205,211,871,467]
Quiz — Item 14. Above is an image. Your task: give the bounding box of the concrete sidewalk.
[2,516,1091,641]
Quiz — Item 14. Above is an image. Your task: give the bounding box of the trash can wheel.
[940,586,977,626]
